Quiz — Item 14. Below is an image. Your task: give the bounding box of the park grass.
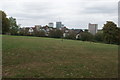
[2,35,118,78]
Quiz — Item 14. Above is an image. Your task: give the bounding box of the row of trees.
[62,21,119,45]
[1,11,120,45]
[0,10,19,34]
[76,21,120,45]
[18,28,63,38]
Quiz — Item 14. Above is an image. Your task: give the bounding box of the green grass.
[2,35,118,78]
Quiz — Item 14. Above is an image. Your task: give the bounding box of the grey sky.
[0,0,119,29]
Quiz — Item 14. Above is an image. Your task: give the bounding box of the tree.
[9,17,19,35]
[49,30,55,38]
[65,31,76,40]
[84,29,88,32]
[118,28,120,45]
[0,11,10,34]
[19,28,29,36]
[103,21,119,44]
[79,32,94,41]
[34,30,46,37]
[49,29,63,38]
[94,32,103,42]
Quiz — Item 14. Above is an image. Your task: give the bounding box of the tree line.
[0,10,20,35]
[1,11,120,45]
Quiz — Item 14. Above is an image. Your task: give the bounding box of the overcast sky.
[0,0,119,29]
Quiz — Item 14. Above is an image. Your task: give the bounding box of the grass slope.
[2,35,118,78]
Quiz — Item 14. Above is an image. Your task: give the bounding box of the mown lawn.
[2,35,118,78]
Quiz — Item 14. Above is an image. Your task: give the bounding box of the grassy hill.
[2,35,118,78]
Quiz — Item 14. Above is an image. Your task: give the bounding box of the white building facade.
[35,25,41,31]
[88,23,98,35]
[48,23,54,27]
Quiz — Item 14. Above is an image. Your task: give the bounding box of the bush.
[49,29,63,38]
[65,31,76,40]
[79,32,94,41]
[34,30,46,37]
[94,33,103,42]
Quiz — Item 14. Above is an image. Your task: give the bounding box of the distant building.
[28,27,34,33]
[118,1,120,27]
[62,24,64,27]
[35,25,41,31]
[76,34,80,39]
[88,23,98,35]
[48,23,54,27]
[56,22,62,28]
[74,29,83,34]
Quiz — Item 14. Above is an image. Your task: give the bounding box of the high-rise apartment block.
[56,22,62,28]
[88,23,98,35]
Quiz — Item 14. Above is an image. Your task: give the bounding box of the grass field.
[2,35,118,78]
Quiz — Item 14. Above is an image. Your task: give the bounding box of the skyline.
[0,0,119,29]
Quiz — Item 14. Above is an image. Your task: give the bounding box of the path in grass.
[2,35,118,78]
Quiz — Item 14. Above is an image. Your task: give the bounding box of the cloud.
[81,2,117,14]
[0,0,118,29]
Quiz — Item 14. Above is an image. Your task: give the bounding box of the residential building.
[88,23,98,35]
[62,24,64,27]
[56,22,62,28]
[28,27,34,33]
[76,34,80,39]
[74,29,83,34]
[35,25,41,31]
